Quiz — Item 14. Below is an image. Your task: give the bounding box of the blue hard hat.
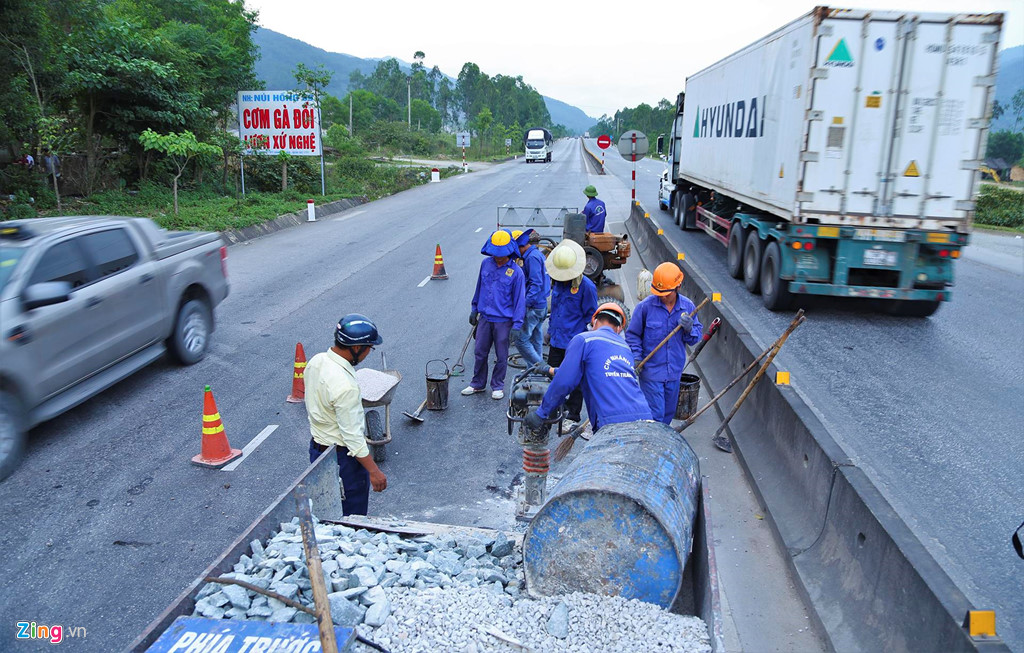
[335,314,383,347]
[514,228,535,248]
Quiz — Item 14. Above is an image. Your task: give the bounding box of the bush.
[975,185,1024,229]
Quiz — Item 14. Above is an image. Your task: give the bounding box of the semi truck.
[524,127,553,163]
[664,6,1003,315]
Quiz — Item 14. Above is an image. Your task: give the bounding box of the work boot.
[461,386,484,396]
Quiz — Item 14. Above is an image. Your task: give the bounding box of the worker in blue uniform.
[512,229,550,368]
[463,230,526,400]
[542,239,597,425]
[581,185,607,233]
[527,303,651,433]
[625,262,703,424]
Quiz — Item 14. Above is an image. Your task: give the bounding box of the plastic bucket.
[425,359,450,411]
[674,373,701,420]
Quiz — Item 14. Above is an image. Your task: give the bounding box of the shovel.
[450,324,476,377]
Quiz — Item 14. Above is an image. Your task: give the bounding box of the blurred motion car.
[0,216,229,480]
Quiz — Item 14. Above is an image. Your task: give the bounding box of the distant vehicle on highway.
[524,127,553,163]
[0,216,229,480]
[663,6,1002,316]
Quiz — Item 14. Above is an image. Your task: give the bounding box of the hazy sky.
[246,0,1023,119]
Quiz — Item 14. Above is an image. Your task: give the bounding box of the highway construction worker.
[526,303,651,433]
[512,229,550,368]
[305,314,387,516]
[543,239,598,426]
[625,262,703,424]
[582,185,607,233]
[464,230,526,400]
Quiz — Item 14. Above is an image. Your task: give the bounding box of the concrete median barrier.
[625,203,1009,652]
[580,140,604,175]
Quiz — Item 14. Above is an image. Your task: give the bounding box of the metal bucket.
[675,373,701,420]
[523,421,700,608]
[425,359,450,411]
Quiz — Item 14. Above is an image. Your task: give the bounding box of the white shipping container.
[677,7,1002,231]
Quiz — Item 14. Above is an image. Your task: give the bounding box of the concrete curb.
[625,204,1008,652]
[219,196,368,246]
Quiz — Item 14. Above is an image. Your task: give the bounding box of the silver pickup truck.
[0,216,229,479]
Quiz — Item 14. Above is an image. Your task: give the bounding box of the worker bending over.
[543,239,597,428]
[305,314,387,516]
[512,229,550,368]
[626,262,703,424]
[526,303,651,433]
[464,230,526,400]
[582,185,607,234]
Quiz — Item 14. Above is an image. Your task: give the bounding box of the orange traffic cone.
[431,243,448,280]
[286,343,306,403]
[192,385,241,468]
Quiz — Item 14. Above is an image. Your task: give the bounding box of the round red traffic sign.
[597,134,612,150]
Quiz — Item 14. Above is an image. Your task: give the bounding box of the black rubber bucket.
[425,359,449,411]
[674,373,701,420]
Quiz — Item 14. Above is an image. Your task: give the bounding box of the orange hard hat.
[651,262,684,296]
[592,302,626,327]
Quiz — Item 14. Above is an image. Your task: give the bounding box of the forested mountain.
[992,45,1022,132]
[252,28,596,134]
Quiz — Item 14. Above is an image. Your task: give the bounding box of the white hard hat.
[545,239,587,281]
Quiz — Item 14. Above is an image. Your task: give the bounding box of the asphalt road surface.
[588,138,1024,649]
[0,139,636,651]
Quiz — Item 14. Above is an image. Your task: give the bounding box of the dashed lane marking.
[418,276,431,287]
[222,425,279,471]
[475,227,483,233]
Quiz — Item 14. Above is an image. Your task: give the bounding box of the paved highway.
[588,138,1024,648]
[0,139,615,650]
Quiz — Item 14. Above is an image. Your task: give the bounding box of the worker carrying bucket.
[625,262,703,424]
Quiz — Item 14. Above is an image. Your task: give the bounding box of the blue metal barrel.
[523,420,700,608]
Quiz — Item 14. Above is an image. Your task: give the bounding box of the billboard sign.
[237,90,321,156]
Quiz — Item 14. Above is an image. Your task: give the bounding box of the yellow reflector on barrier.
[817,226,839,238]
[677,252,685,260]
[927,232,951,243]
[657,228,664,235]
[645,213,650,218]
[776,371,791,385]
[712,292,722,302]
[966,610,997,638]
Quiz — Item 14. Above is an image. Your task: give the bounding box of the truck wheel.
[596,296,630,329]
[885,300,941,317]
[743,231,764,294]
[583,246,605,280]
[672,192,683,224]
[168,298,212,365]
[681,193,697,230]
[365,409,386,463]
[760,241,793,310]
[0,390,26,482]
[727,223,745,279]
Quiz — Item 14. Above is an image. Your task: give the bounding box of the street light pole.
[407,76,412,128]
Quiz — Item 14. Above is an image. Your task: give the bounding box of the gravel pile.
[355,369,400,402]
[190,518,710,652]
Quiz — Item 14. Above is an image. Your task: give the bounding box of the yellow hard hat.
[511,230,523,240]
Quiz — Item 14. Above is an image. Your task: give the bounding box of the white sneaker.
[491,390,505,400]
[461,386,483,396]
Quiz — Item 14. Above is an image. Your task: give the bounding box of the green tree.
[411,99,440,132]
[138,129,219,215]
[472,107,493,155]
[986,130,1024,167]
[1012,89,1024,132]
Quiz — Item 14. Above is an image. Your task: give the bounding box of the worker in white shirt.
[305,314,387,515]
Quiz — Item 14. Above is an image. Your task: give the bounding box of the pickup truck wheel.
[169,298,212,365]
[727,223,745,279]
[760,241,793,310]
[743,230,764,294]
[0,391,26,482]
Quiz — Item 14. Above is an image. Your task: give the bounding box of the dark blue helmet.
[334,314,383,347]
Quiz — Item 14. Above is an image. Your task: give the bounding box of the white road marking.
[418,275,431,287]
[222,425,279,471]
[475,227,483,233]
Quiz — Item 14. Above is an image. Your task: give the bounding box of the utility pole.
[407,76,412,128]
[348,94,352,137]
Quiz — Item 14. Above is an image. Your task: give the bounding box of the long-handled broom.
[553,296,710,462]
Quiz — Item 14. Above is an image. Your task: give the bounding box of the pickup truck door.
[20,237,110,399]
[77,228,163,361]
